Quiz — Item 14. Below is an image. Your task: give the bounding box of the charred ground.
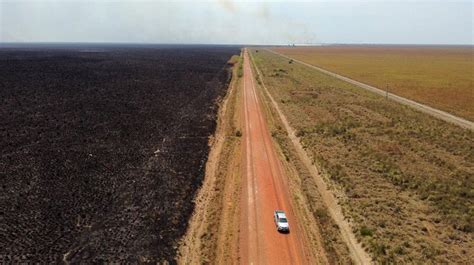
[0,45,239,263]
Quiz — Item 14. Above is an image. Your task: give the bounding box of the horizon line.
[1,41,473,47]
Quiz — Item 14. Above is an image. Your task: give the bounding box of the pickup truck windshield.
[279,218,288,223]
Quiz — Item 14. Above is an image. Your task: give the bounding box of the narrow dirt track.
[239,49,310,265]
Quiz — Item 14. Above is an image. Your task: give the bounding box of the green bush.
[360,226,374,237]
[315,208,329,222]
[295,129,305,137]
[235,130,242,137]
[371,242,387,256]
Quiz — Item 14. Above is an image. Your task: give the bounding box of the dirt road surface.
[249,50,372,265]
[239,49,310,265]
[266,49,473,131]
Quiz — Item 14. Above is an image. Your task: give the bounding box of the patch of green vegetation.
[315,208,329,222]
[227,55,240,65]
[237,55,243,78]
[370,241,387,256]
[360,226,374,237]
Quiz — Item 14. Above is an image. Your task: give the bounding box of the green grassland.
[273,46,474,120]
[250,48,473,263]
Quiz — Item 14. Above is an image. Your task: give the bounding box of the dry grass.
[227,55,240,65]
[273,46,474,120]
[251,48,474,264]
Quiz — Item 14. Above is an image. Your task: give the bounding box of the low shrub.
[360,226,374,237]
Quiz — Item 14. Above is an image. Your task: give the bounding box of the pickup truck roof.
[275,210,287,219]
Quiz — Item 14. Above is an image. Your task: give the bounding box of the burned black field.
[0,45,239,263]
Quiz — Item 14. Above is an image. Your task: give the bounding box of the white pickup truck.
[274,210,290,232]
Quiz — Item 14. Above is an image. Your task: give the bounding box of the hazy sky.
[1,0,472,45]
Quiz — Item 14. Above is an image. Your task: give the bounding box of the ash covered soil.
[0,45,240,263]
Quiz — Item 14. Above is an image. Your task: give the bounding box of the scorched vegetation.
[0,45,239,263]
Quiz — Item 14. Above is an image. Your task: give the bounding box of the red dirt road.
[239,49,310,265]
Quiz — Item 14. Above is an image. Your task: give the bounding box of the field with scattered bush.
[0,45,239,263]
[273,46,474,120]
[251,48,473,263]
